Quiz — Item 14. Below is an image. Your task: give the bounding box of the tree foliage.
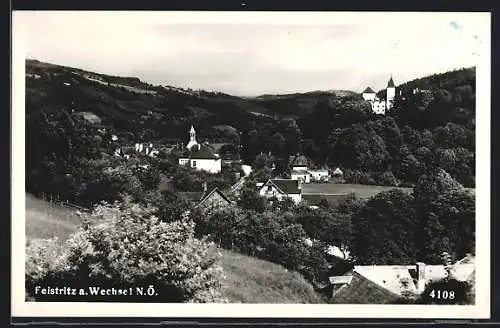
[26,200,227,302]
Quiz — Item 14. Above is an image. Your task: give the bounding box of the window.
[267,185,272,191]
[192,160,197,168]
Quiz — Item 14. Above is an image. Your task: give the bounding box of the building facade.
[258,179,302,204]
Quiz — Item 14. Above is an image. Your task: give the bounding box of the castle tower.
[186,125,199,150]
[386,75,396,109]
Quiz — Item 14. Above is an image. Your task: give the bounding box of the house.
[309,169,330,182]
[331,167,344,182]
[289,154,310,183]
[196,187,233,212]
[362,87,376,101]
[258,179,302,204]
[329,257,476,304]
[179,183,232,212]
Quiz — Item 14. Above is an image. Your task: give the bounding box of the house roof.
[333,168,344,175]
[353,265,418,296]
[363,87,375,94]
[330,260,476,304]
[387,76,395,88]
[197,187,232,207]
[264,179,301,195]
[289,154,308,167]
[330,271,401,304]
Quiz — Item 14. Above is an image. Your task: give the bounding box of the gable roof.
[333,167,344,175]
[363,87,375,94]
[387,76,395,88]
[353,265,418,296]
[289,154,308,167]
[262,179,301,195]
[331,271,400,304]
[197,187,232,207]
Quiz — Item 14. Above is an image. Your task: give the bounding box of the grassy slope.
[219,249,326,303]
[25,193,325,303]
[25,193,81,242]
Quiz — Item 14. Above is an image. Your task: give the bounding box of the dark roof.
[387,76,395,88]
[289,154,308,167]
[269,179,301,194]
[189,146,218,160]
[330,272,400,304]
[198,187,232,206]
[179,192,205,202]
[363,87,375,93]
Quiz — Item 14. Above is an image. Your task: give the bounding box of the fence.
[39,193,91,213]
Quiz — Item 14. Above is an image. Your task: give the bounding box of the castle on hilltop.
[362,76,396,115]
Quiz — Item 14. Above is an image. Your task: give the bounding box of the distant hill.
[398,67,475,92]
[25,59,475,142]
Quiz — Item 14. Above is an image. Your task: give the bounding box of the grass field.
[301,183,412,199]
[219,249,326,303]
[25,193,81,243]
[25,193,325,303]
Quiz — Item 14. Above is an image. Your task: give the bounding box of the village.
[104,119,475,304]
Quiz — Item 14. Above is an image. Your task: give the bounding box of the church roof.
[363,87,375,94]
[189,146,219,160]
[387,76,395,88]
[190,125,196,133]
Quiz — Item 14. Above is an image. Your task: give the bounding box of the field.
[301,182,412,199]
[220,249,326,303]
[24,193,324,303]
[25,193,81,242]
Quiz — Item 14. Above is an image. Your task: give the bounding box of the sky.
[13,11,489,96]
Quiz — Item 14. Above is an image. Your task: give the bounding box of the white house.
[289,154,311,183]
[258,179,302,204]
[309,169,330,182]
[362,87,376,101]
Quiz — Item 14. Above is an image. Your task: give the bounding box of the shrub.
[25,199,227,303]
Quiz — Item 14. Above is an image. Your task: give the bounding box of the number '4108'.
[429,290,455,300]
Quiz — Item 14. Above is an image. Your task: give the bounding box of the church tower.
[186,125,199,150]
[386,75,396,109]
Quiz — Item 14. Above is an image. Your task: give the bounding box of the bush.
[26,199,227,303]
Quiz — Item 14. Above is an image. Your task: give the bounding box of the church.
[362,76,396,115]
[178,125,222,174]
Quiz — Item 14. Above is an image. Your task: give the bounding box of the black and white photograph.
[12,11,490,318]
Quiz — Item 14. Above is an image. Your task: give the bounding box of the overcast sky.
[13,11,488,96]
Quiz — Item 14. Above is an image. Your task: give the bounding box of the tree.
[25,199,227,303]
[351,189,417,265]
[237,185,267,213]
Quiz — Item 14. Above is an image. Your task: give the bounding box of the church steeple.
[387,75,395,88]
[186,125,199,150]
